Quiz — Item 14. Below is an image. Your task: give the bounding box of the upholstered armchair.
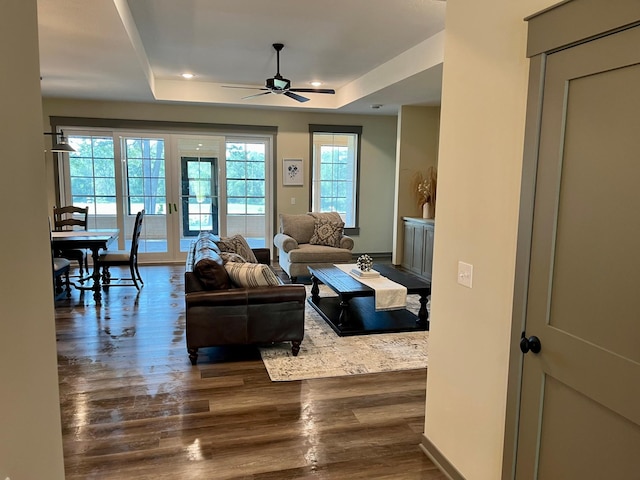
[274,212,354,282]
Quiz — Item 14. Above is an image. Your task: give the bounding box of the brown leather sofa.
[185,232,306,365]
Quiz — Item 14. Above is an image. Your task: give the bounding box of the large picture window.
[310,125,362,233]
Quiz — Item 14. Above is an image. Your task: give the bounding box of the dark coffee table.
[307,263,430,336]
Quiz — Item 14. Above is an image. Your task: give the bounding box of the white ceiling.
[37,0,445,115]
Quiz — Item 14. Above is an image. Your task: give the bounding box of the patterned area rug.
[260,285,429,381]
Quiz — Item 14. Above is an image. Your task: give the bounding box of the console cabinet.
[401,217,434,282]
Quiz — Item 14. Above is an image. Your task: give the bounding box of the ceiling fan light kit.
[223,43,335,103]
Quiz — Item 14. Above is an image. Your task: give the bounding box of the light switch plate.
[458,261,473,288]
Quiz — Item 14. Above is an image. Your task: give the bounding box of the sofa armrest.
[274,233,299,253]
[340,235,354,250]
[186,284,306,307]
[186,289,249,307]
[245,284,306,304]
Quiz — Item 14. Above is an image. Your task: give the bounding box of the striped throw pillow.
[224,262,282,287]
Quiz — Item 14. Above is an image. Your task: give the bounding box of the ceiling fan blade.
[222,85,268,90]
[242,91,272,100]
[288,88,336,94]
[284,91,310,103]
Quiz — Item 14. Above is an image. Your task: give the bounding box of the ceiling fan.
[223,43,335,103]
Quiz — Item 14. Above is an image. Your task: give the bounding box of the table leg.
[311,274,320,300]
[89,246,102,303]
[418,292,430,330]
[338,295,351,327]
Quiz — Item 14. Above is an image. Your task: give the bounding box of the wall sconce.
[44,130,76,153]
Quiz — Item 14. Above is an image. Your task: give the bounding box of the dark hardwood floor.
[54,265,443,479]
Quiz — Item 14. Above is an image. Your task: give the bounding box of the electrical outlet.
[291,197,296,205]
[457,261,473,288]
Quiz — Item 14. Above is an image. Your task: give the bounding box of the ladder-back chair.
[97,210,145,290]
[49,219,71,299]
[53,205,89,277]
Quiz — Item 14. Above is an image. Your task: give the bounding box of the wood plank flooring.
[54,265,444,479]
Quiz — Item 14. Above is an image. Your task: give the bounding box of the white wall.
[424,1,557,479]
[0,2,66,479]
[42,99,398,255]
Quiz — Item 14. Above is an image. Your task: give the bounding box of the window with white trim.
[309,125,362,233]
[65,133,116,229]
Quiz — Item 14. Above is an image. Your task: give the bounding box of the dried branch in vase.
[413,166,438,208]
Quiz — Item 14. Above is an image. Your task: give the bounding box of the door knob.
[520,332,541,354]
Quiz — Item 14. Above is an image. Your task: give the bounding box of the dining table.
[51,229,119,303]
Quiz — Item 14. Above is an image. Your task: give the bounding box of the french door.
[181,156,219,237]
[121,134,169,260]
[59,129,272,262]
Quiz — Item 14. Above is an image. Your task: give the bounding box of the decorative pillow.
[197,230,219,241]
[309,218,345,247]
[219,252,247,264]
[193,249,230,290]
[224,262,282,287]
[215,234,258,263]
[195,238,219,255]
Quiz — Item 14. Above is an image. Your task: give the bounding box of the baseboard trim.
[420,433,466,480]
[352,251,392,260]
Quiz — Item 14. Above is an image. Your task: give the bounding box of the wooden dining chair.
[53,205,89,277]
[49,221,72,299]
[97,210,145,290]
[53,256,72,299]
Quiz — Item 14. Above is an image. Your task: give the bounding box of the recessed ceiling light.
[310,81,322,87]
[181,73,195,79]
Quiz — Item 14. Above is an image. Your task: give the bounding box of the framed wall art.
[283,158,303,186]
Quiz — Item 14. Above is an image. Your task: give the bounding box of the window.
[226,141,266,215]
[225,139,269,247]
[66,134,116,229]
[123,136,166,215]
[57,120,274,259]
[310,125,362,233]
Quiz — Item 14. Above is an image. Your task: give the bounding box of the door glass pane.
[181,157,219,236]
[123,137,167,253]
[176,136,224,252]
[226,141,266,248]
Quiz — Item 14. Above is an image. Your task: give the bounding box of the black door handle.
[520,332,541,354]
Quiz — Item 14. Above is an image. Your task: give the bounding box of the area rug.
[259,285,429,381]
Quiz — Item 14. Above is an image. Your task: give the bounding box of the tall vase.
[422,202,435,219]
